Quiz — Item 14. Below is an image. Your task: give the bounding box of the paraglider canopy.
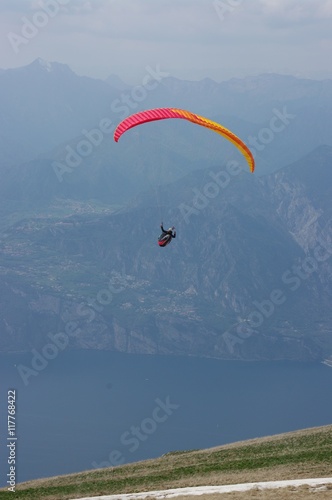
[114,107,255,173]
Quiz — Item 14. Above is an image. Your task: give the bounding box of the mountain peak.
[20,58,73,77]
[34,57,53,72]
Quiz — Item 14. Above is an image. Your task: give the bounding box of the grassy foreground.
[1,424,332,500]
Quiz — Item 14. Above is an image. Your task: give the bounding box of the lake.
[1,349,332,487]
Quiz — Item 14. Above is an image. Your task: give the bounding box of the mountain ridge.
[1,145,331,361]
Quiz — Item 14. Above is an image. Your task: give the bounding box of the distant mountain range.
[0,59,331,361]
[1,58,332,175]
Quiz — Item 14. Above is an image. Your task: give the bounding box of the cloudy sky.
[1,0,331,83]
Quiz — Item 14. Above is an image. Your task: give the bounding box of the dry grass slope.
[1,424,331,500]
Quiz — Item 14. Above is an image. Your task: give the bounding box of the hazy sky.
[1,0,332,83]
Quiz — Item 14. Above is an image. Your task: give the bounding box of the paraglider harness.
[158,224,176,247]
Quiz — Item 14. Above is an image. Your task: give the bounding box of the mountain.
[105,73,131,90]
[1,61,331,360]
[1,146,331,361]
[0,58,119,167]
[1,59,331,176]
[147,73,332,122]
[144,74,332,172]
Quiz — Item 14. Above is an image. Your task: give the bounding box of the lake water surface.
[1,350,332,486]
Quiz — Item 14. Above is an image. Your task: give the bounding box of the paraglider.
[158,223,176,248]
[114,107,255,248]
[113,107,255,173]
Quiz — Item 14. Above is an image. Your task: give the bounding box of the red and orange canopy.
[114,107,255,173]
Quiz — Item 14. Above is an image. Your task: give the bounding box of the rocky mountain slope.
[1,146,331,361]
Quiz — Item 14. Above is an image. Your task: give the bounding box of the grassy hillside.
[1,424,332,500]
